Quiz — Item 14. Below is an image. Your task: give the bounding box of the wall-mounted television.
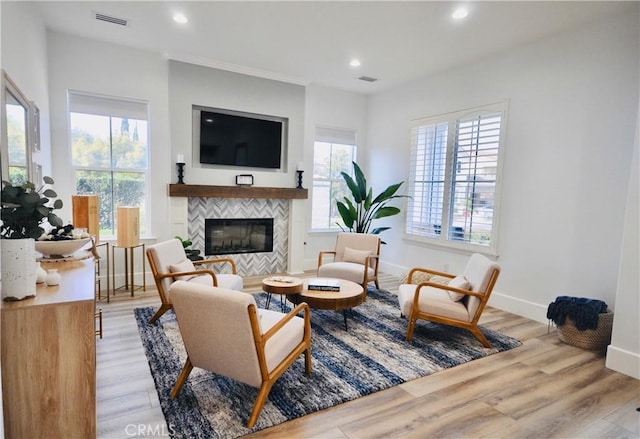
[196,107,286,169]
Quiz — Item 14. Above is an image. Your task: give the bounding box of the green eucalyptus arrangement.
[1,176,64,239]
[336,161,408,236]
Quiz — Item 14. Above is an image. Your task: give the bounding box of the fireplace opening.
[205,218,273,255]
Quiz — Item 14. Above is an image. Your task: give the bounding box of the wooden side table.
[111,243,146,298]
[261,276,303,312]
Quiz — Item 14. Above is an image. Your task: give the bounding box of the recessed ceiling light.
[173,13,188,24]
[350,59,361,68]
[452,7,469,20]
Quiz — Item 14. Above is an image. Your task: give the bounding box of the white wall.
[167,61,305,188]
[302,84,368,268]
[1,1,51,177]
[367,11,639,318]
[46,32,171,241]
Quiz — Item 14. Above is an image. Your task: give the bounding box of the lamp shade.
[72,195,99,243]
[117,207,140,247]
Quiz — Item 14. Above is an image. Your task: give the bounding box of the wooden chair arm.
[261,303,311,343]
[365,254,379,269]
[317,251,336,268]
[194,257,238,274]
[408,267,455,283]
[414,281,485,299]
[156,269,217,285]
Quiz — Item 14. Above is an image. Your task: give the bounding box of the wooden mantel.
[168,184,308,199]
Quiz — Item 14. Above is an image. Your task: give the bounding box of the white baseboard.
[378,261,409,279]
[488,291,549,324]
[606,345,640,379]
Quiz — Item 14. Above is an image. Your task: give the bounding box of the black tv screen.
[199,109,283,169]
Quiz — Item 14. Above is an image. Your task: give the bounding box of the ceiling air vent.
[94,12,128,27]
[358,76,378,83]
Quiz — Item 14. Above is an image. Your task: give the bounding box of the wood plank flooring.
[96,272,639,438]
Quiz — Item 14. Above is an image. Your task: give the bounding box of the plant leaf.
[336,201,353,229]
[341,171,362,203]
[48,213,63,227]
[371,182,404,204]
[352,162,368,200]
[373,206,401,219]
[24,192,41,205]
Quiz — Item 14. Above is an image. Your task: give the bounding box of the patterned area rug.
[134,287,521,438]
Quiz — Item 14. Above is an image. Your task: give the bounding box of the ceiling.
[34,1,635,94]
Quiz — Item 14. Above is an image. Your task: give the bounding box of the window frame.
[310,125,358,232]
[403,101,508,256]
[67,90,150,240]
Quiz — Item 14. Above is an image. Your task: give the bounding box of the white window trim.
[403,100,508,257]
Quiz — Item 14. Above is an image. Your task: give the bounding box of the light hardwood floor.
[96,272,639,438]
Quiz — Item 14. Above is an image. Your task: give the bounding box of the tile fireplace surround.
[169,184,308,277]
[188,197,288,276]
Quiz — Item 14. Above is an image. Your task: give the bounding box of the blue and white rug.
[134,287,521,438]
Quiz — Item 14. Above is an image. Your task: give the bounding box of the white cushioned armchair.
[397,253,500,348]
[317,233,381,289]
[146,238,243,324]
[169,280,312,429]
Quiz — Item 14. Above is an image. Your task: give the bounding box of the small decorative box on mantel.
[236,175,254,186]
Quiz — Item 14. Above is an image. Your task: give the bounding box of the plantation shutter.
[449,112,502,244]
[405,101,506,253]
[407,121,448,237]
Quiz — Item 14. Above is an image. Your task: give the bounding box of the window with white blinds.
[405,102,506,253]
[68,91,150,238]
[311,126,357,231]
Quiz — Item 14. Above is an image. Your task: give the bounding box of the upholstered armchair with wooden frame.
[169,280,312,429]
[317,233,381,290]
[146,238,243,324]
[397,253,500,348]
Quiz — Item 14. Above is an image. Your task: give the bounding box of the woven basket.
[558,310,614,351]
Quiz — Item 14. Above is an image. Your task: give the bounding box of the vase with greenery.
[1,176,64,300]
[336,161,408,236]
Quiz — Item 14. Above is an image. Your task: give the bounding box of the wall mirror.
[1,69,35,184]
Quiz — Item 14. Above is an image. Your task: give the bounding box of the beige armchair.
[397,253,500,348]
[317,233,381,289]
[169,280,312,429]
[146,238,243,324]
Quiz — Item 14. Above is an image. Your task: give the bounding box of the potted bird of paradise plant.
[336,161,408,239]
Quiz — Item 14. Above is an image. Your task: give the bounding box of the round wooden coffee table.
[261,276,303,312]
[288,278,365,330]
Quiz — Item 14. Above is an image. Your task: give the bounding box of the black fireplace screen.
[204,218,274,255]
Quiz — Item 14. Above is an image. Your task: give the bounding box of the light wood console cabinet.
[1,258,96,438]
